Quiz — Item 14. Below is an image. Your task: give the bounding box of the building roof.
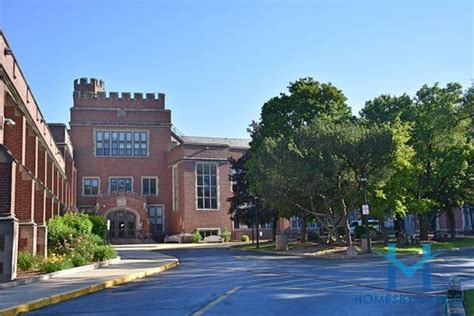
[181,136,250,148]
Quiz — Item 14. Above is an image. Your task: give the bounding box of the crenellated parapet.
[73,78,165,109]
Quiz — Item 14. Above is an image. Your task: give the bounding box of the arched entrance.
[107,210,137,239]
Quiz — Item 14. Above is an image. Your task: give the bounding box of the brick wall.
[15,171,34,221]
[70,79,172,230]
[0,162,14,215]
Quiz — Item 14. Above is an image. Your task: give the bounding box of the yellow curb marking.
[192,286,241,316]
[0,261,178,316]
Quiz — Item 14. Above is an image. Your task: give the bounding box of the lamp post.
[360,176,371,253]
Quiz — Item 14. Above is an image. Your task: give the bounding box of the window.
[260,222,273,229]
[148,205,164,233]
[109,177,132,193]
[83,178,99,196]
[142,177,158,195]
[172,165,179,211]
[229,168,237,192]
[196,162,218,210]
[96,130,148,157]
[197,229,219,239]
[233,220,248,229]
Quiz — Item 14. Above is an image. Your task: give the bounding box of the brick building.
[0,32,76,281]
[70,78,249,242]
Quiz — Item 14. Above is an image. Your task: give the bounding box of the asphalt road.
[28,247,474,316]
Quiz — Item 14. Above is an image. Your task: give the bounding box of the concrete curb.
[0,260,179,316]
[0,257,121,290]
[230,245,474,261]
[229,246,381,261]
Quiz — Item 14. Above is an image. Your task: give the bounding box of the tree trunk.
[380,218,389,244]
[300,212,307,242]
[344,215,352,246]
[432,212,439,241]
[418,215,429,241]
[272,215,278,242]
[447,207,456,240]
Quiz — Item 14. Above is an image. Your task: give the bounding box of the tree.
[360,94,412,125]
[406,83,471,239]
[362,83,472,240]
[228,153,278,241]
[247,77,353,241]
[249,119,395,246]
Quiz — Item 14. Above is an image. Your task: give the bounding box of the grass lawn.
[372,237,474,254]
[465,289,474,316]
[233,241,294,251]
[232,241,345,255]
[233,237,474,256]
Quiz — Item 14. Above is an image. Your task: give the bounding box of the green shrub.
[190,231,202,243]
[93,245,117,262]
[17,251,41,271]
[61,213,93,236]
[40,253,74,273]
[48,212,93,254]
[73,235,98,262]
[45,212,114,273]
[307,231,320,242]
[69,254,89,267]
[355,225,378,239]
[221,227,231,242]
[241,235,250,242]
[88,215,108,239]
[40,259,74,273]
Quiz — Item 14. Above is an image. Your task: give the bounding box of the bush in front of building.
[190,231,202,243]
[241,235,250,242]
[44,212,117,273]
[48,213,93,254]
[93,245,117,261]
[39,254,74,273]
[221,227,231,242]
[87,214,108,240]
[17,251,42,272]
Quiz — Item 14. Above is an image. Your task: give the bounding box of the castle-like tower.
[70,78,171,241]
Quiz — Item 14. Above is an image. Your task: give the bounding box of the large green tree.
[408,83,472,239]
[361,83,473,240]
[247,78,353,240]
[249,119,395,246]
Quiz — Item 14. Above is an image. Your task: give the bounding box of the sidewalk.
[0,246,178,316]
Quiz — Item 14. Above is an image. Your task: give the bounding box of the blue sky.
[1,0,472,139]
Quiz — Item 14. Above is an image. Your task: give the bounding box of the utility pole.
[360,176,371,253]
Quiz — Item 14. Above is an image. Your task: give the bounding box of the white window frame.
[82,177,100,197]
[141,176,159,196]
[196,228,221,238]
[195,162,220,211]
[109,176,134,193]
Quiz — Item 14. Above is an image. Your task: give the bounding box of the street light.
[359,176,371,254]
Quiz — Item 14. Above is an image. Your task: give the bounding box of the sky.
[1,0,472,139]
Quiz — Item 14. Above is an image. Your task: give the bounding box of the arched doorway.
[107,210,137,239]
